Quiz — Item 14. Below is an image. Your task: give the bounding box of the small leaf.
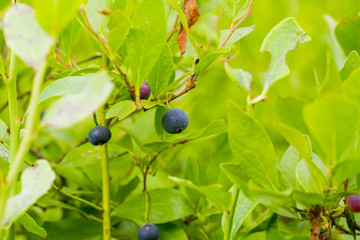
[17,212,47,238]
[217,0,250,22]
[169,176,231,211]
[59,18,81,61]
[224,62,252,92]
[107,10,130,53]
[335,16,360,56]
[220,25,254,47]
[177,0,200,54]
[3,4,54,70]
[279,146,300,189]
[148,45,174,97]
[2,160,56,227]
[339,50,360,81]
[112,188,194,224]
[158,223,188,240]
[86,0,114,34]
[227,100,279,190]
[105,100,137,120]
[194,47,230,76]
[260,18,310,94]
[332,159,360,186]
[292,190,323,208]
[42,70,114,128]
[166,0,188,32]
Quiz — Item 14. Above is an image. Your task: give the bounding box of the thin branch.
[219,0,254,48]
[55,55,73,70]
[143,155,158,224]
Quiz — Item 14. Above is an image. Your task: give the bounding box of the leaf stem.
[224,187,239,240]
[99,107,111,240]
[0,61,48,232]
[219,0,254,48]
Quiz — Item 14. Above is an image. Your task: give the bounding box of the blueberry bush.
[0,0,360,239]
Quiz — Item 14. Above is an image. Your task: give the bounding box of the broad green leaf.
[148,45,174,97]
[105,100,137,120]
[166,0,188,32]
[112,188,194,224]
[296,159,324,193]
[158,223,188,240]
[86,0,114,34]
[107,10,130,53]
[3,4,54,70]
[227,100,279,190]
[169,176,231,211]
[342,67,360,104]
[58,18,81,61]
[303,93,360,166]
[17,212,47,238]
[38,75,90,103]
[277,124,311,159]
[141,99,164,110]
[42,218,102,240]
[58,143,127,168]
[217,0,250,22]
[224,62,252,92]
[279,146,300,189]
[155,106,167,137]
[127,0,167,90]
[260,18,310,94]
[220,25,254,47]
[340,50,360,81]
[194,47,230,76]
[32,0,84,36]
[2,160,56,227]
[38,197,89,217]
[291,190,323,208]
[335,17,360,56]
[230,191,257,240]
[221,162,249,191]
[42,70,114,128]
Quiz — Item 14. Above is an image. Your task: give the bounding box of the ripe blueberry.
[140,81,151,100]
[137,223,159,240]
[347,195,360,212]
[88,126,112,146]
[161,108,189,134]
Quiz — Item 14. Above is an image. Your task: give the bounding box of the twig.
[166,15,179,42]
[219,0,254,48]
[143,155,158,224]
[55,55,73,70]
[162,75,197,104]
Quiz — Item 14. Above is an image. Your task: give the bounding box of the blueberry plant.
[0,0,360,239]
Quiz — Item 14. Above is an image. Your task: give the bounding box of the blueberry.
[161,108,189,134]
[140,81,151,100]
[347,195,360,212]
[88,126,112,146]
[137,224,159,240]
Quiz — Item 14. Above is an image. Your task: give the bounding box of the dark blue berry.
[137,224,159,240]
[88,126,111,146]
[161,108,189,134]
[140,81,151,100]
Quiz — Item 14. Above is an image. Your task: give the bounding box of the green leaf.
[157,72,191,98]
[217,0,250,22]
[224,62,252,92]
[3,4,54,70]
[148,45,174,97]
[303,93,360,166]
[296,159,325,193]
[166,0,188,32]
[342,67,360,104]
[0,119,8,141]
[0,0,10,12]
[279,146,300,189]
[333,159,360,186]
[220,25,254,47]
[230,191,257,240]
[197,0,220,16]
[335,17,360,56]
[169,176,231,212]
[32,0,84,36]
[127,0,167,90]
[194,47,230,76]
[227,100,279,190]
[0,56,5,76]
[42,218,102,240]
[158,223,188,240]
[58,18,81,61]
[42,70,114,128]
[107,10,130,53]
[112,188,194,224]
[260,17,310,94]
[86,0,114,34]
[58,143,127,168]
[17,212,47,238]
[291,190,323,208]
[105,100,137,120]
[339,50,360,81]
[2,160,56,227]
[38,75,90,103]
